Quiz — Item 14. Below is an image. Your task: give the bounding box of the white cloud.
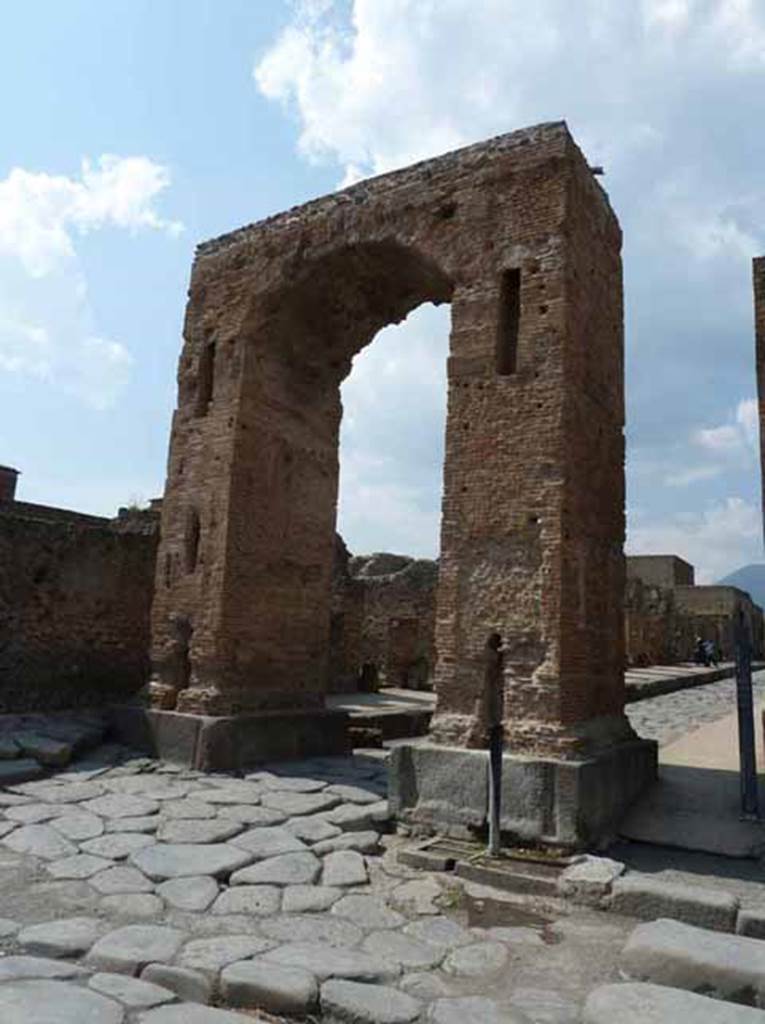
[628,496,762,582]
[664,464,723,487]
[694,397,759,458]
[0,155,181,408]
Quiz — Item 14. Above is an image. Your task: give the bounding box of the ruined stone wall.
[755,257,765,539]
[675,585,764,659]
[329,538,437,692]
[624,576,695,666]
[626,555,695,590]
[0,500,159,711]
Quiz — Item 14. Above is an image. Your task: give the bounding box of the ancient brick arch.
[150,121,636,764]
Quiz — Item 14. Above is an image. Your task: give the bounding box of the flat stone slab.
[81,833,155,859]
[3,824,77,860]
[141,963,212,1004]
[179,935,274,976]
[156,819,243,844]
[159,799,218,820]
[583,981,765,1023]
[131,843,254,880]
[427,996,531,1023]
[323,804,381,831]
[443,942,509,977]
[222,959,318,1015]
[83,794,160,818]
[321,979,421,1023]
[325,784,381,804]
[258,775,328,793]
[0,978,123,1024]
[89,971,176,1009]
[188,783,263,804]
[17,916,102,957]
[283,885,343,913]
[157,875,219,912]
[50,811,104,840]
[48,853,113,879]
[403,916,473,948]
[285,815,342,842]
[558,856,625,905]
[5,802,66,824]
[260,791,340,816]
[106,816,160,833]
[322,850,368,887]
[314,831,380,856]
[0,955,84,981]
[332,895,405,931]
[229,826,307,859]
[90,866,155,894]
[261,942,399,982]
[622,918,765,1003]
[17,780,105,803]
[231,851,321,886]
[362,931,445,970]
[101,894,165,919]
[139,1003,253,1023]
[86,924,186,975]
[211,886,281,916]
[260,913,363,948]
[610,874,739,931]
[217,805,286,826]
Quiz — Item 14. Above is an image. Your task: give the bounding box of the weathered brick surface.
[150,121,633,757]
[0,501,158,711]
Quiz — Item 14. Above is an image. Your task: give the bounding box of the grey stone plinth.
[109,706,350,769]
[611,875,739,932]
[621,918,765,1004]
[584,982,765,1023]
[389,739,658,847]
[558,856,625,906]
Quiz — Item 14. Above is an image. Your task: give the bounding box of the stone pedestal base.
[389,738,658,850]
[109,705,350,771]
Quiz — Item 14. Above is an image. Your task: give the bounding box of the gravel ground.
[626,670,765,747]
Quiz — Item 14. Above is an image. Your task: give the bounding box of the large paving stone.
[106,816,160,833]
[399,973,450,1000]
[101,894,165,919]
[222,959,318,1014]
[261,942,399,982]
[156,819,243,844]
[403,916,473,948]
[0,978,123,1024]
[86,924,186,975]
[258,774,327,793]
[211,886,281,916]
[90,866,155,894]
[621,918,765,1004]
[81,833,156,859]
[83,795,160,819]
[188,783,263,805]
[17,916,102,957]
[179,935,274,976]
[325,784,381,805]
[443,942,509,977]
[283,885,343,912]
[0,820,18,837]
[131,843,254,880]
[89,972,176,1009]
[321,979,421,1023]
[427,996,531,1024]
[5,803,66,824]
[158,799,217,820]
[231,851,321,886]
[323,804,381,832]
[260,913,363,947]
[157,875,219,911]
[138,1003,253,1023]
[17,780,105,803]
[50,811,104,840]
[229,826,307,859]
[362,931,445,970]
[583,981,765,1023]
[217,804,286,826]
[314,831,380,856]
[141,963,212,1003]
[3,824,77,860]
[0,956,84,981]
[105,778,193,800]
[323,850,368,887]
[332,895,405,931]
[611,875,739,931]
[261,791,340,816]
[47,853,113,879]
[389,878,443,915]
[286,815,342,843]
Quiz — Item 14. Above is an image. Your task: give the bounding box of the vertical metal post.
[488,726,502,857]
[734,608,759,820]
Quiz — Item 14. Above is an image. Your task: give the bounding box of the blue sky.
[2,1,764,582]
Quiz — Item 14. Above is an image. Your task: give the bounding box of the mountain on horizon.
[717,564,765,609]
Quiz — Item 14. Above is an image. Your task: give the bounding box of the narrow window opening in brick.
[196,341,216,416]
[185,509,201,573]
[496,268,521,376]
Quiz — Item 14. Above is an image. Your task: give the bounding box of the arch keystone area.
[127,121,656,847]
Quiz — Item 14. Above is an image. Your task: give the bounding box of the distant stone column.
[0,466,19,503]
[754,257,765,544]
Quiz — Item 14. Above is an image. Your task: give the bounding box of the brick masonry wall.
[150,121,633,757]
[0,502,158,711]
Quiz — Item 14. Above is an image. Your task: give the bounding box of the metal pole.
[734,608,759,820]
[488,725,502,857]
